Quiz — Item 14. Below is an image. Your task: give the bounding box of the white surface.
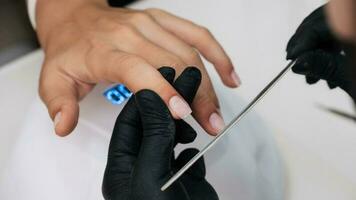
[2,0,356,199]
[0,51,283,200]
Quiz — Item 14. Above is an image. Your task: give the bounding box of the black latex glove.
[286,5,354,98]
[102,67,219,200]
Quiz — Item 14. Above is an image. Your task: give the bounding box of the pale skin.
[326,0,356,43]
[36,0,241,136]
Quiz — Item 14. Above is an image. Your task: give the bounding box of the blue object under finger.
[103,84,132,105]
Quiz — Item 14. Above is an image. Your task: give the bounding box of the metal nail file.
[161,60,296,191]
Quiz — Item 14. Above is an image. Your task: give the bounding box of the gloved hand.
[102,67,219,200]
[286,5,354,98]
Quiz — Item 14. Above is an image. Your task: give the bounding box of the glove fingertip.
[184,66,202,80]
[176,148,206,179]
[292,59,309,74]
[286,39,296,60]
[289,44,305,60]
[176,120,197,144]
[306,76,320,84]
[174,67,202,104]
[286,47,299,60]
[158,66,176,84]
[286,54,294,60]
[327,81,338,89]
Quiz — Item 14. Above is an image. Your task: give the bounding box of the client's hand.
[36,0,237,136]
[102,67,219,200]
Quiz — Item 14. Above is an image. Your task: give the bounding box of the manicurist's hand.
[286,5,353,97]
[36,0,240,136]
[102,67,219,200]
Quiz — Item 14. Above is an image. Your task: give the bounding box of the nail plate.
[231,70,241,86]
[169,96,192,119]
[209,112,225,133]
[54,112,61,127]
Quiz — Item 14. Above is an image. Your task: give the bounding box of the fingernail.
[54,112,61,127]
[169,96,192,119]
[209,112,225,134]
[231,70,241,86]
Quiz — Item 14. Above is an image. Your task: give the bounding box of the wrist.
[36,0,107,46]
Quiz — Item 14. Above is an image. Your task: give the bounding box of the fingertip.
[205,111,225,136]
[229,70,241,88]
[291,55,310,74]
[39,72,80,137]
[208,111,225,134]
[305,76,320,84]
[286,53,294,60]
[214,61,241,88]
[286,36,304,60]
[219,71,240,88]
[168,95,192,119]
[286,38,296,58]
[174,66,202,104]
[192,104,223,136]
[54,104,79,137]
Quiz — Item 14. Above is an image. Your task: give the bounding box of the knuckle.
[130,12,153,23]
[198,26,212,38]
[38,84,47,101]
[85,48,102,77]
[94,16,121,31]
[144,8,163,15]
[194,92,211,106]
[113,23,136,35]
[163,56,185,69]
[95,16,112,26]
[185,49,201,62]
[38,77,54,104]
[116,54,144,69]
[194,90,219,109]
[168,62,184,70]
[113,24,142,43]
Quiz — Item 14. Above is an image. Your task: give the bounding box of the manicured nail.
[209,112,225,133]
[54,112,61,127]
[231,70,241,86]
[169,96,192,119]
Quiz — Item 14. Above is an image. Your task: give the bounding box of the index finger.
[86,45,192,119]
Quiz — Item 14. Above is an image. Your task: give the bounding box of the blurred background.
[0,0,137,66]
[0,0,38,66]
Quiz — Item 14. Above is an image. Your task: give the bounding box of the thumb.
[39,72,79,136]
[133,89,175,183]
